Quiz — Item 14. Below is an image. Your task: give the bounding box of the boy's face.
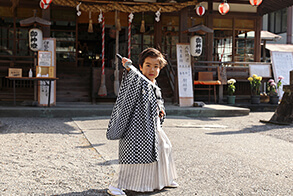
[139,57,161,83]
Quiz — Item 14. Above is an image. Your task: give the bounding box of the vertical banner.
[176,43,194,107]
[38,38,56,106]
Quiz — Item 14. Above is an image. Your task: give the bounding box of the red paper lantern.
[40,1,50,9]
[41,0,52,5]
[196,5,205,16]
[218,2,230,15]
[249,0,263,6]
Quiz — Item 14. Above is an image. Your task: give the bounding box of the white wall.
[262,6,293,44]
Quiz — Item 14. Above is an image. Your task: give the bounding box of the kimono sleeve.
[106,69,141,140]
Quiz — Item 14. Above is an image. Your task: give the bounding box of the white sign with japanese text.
[271,51,293,99]
[38,38,56,106]
[176,44,194,106]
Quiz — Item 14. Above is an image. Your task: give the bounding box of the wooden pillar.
[254,16,261,62]
[262,40,266,62]
[287,6,293,44]
[75,14,78,67]
[179,7,188,43]
[154,19,162,50]
[42,8,50,38]
[206,0,213,64]
[232,18,235,62]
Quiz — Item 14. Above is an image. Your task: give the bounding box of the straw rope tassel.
[140,12,145,33]
[88,11,93,33]
[98,13,107,96]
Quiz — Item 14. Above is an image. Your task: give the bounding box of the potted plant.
[277,75,284,96]
[227,78,236,104]
[267,79,278,104]
[248,74,262,104]
[267,76,284,104]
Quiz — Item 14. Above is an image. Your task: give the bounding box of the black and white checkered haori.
[107,69,159,164]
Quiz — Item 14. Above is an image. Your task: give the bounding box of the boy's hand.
[122,57,132,71]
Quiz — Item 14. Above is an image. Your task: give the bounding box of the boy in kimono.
[106,48,178,195]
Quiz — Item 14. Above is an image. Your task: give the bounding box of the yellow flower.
[259,76,262,81]
[252,74,257,78]
[248,77,253,82]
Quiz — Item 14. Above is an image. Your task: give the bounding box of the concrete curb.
[0,104,249,118]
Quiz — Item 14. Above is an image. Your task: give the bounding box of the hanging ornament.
[40,1,50,9]
[128,12,134,23]
[155,8,161,22]
[195,5,205,16]
[140,12,145,33]
[76,2,82,16]
[88,11,93,33]
[249,0,263,6]
[41,0,52,5]
[218,1,230,15]
[98,10,103,23]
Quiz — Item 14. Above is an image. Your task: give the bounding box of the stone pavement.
[0,112,292,195]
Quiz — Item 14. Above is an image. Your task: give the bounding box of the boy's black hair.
[138,48,167,69]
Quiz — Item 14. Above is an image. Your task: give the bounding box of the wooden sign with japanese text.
[176,43,194,107]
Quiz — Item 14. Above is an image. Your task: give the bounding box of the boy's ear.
[139,64,143,71]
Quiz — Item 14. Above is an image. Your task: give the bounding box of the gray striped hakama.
[111,117,177,192]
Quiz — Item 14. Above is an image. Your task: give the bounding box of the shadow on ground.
[54,188,170,196]
[206,123,291,135]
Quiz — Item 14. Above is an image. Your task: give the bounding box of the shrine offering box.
[36,66,54,77]
[8,68,22,77]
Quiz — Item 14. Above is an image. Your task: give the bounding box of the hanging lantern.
[196,5,205,17]
[41,0,52,5]
[190,35,202,57]
[218,1,230,15]
[249,0,263,6]
[29,28,43,51]
[40,1,50,10]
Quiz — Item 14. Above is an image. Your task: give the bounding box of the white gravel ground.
[0,118,114,195]
[0,112,292,196]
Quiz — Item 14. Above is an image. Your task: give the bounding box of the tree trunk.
[269,89,293,124]
[263,70,293,125]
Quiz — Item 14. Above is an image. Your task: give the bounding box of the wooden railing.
[192,61,272,103]
[193,61,271,81]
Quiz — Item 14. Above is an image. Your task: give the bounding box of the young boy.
[106,48,178,196]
